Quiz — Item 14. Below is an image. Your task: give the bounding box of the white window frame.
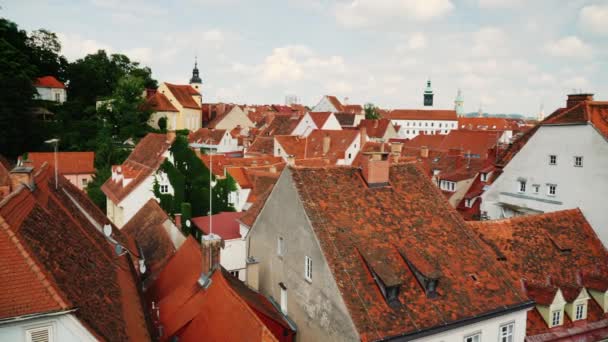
[25,325,53,342]
[464,332,481,342]
[532,184,540,194]
[547,184,557,196]
[280,284,288,315]
[277,236,285,257]
[160,184,169,194]
[549,154,557,165]
[499,321,514,342]
[518,180,526,193]
[465,198,473,208]
[574,156,583,167]
[575,302,586,320]
[551,309,562,327]
[304,256,312,282]
[480,172,488,182]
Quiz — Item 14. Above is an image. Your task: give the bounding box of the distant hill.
[464,112,530,119]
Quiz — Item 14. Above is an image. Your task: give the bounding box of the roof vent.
[359,248,403,308]
[398,248,441,298]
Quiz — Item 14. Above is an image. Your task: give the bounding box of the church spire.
[190,56,202,85]
[423,79,434,107]
[454,89,464,117]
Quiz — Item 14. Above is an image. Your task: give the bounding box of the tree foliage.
[364,103,380,120]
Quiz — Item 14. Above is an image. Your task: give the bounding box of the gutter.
[0,309,77,325]
[374,300,535,342]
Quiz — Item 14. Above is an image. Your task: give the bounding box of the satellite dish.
[186,219,191,228]
[103,224,112,237]
[139,259,147,274]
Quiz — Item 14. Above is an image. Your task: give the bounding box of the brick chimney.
[361,153,390,187]
[420,146,429,159]
[360,127,367,147]
[567,93,594,108]
[322,134,331,155]
[198,234,224,288]
[9,165,34,190]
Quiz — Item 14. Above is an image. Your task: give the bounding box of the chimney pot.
[420,146,429,158]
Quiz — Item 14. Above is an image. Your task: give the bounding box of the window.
[348,153,352,159]
[499,322,514,342]
[304,256,312,282]
[548,184,557,196]
[277,237,285,257]
[54,93,60,102]
[552,310,562,326]
[549,155,557,165]
[277,148,281,154]
[465,198,473,208]
[228,191,238,205]
[26,326,52,342]
[480,172,488,182]
[518,181,526,193]
[532,184,540,194]
[574,156,583,167]
[229,270,240,278]
[575,303,585,320]
[439,123,443,128]
[81,178,88,186]
[464,332,480,342]
[160,184,169,193]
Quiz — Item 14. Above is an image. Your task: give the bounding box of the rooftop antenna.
[103,224,146,274]
[44,138,60,190]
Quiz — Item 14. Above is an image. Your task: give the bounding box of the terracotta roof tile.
[259,113,303,137]
[191,212,244,240]
[309,112,332,128]
[27,152,95,175]
[275,129,359,161]
[164,83,201,109]
[144,92,178,112]
[358,119,393,138]
[102,133,172,204]
[188,128,226,145]
[247,137,275,155]
[34,76,65,89]
[287,164,529,340]
[326,95,344,111]
[334,113,357,127]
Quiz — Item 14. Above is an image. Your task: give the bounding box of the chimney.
[174,213,182,229]
[166,131,176,144]
[420,146,429,159]
[361,153,390,187]
[566,93,594,108]
[322,134,331,155]
[360,127,367,147]
[199,234,224,288]
[390,143,403,162]
[9,165,34,191]
[246,256,260,291]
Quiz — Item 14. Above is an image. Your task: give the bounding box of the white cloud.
[478,0,524,8]
[544,36,592,59]
[57,33,113,61]
[335,0,454,28]
[124,47,152,65]
[471,27,510,57]
[579,4,608,35]
[396,32,427,52]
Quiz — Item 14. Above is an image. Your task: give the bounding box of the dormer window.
[160,184,169,194]
[465,198,473,208]
[575,303,585,320]
[551,309,562,326]
[480,172,488,182]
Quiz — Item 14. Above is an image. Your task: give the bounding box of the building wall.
[412,308,528,342]
[221,237,247,281]
[392,119,458,139]
[35,87,67,103]
[311,97,338,113]
[214,106,255,131]
[320,115,342,131]
[63,173,94,191]
[481,124,608,244]
[0,313,97,342]
[148,111,178,130]
[180,107,201,131]
[292,113,318,137]
[338,133,361,166]
[248,169,360,342]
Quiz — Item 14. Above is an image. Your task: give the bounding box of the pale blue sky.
[3,0,607,115]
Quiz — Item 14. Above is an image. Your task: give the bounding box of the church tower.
[189,57,203,93]
[454,89,464,117]
[423,79,434,107]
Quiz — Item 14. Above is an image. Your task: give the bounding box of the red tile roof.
[164,83,201,109]
[438,130,501,157]
[33,76,65,89]
[247,137,275,155]
[260,113,303,137]
[275,129,359,162]
[287,164,530,341]
[334,113,357,127]
[102,133,172,204]
[147,237,292,342]
[188,128,226,145]
[384,109,457,121]
[458,117,513,131]
[144,92,178,112]
[343,104,363,114]
[468,209,608,338]
[0,165,151,341]
[191,212,245,240]
[309,112,332,128]
[122,199,178,278]
[359,119,394,138]
[326,95,344,111]
[27,152,95,175]
[199,155,284,178]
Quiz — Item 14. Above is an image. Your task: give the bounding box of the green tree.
[26,29,68,80]
[0,19,39,159]
[364,103,380,120]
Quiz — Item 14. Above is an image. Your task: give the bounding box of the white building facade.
[0,313,97,342]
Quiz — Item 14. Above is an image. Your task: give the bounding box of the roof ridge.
[0,215,71,310]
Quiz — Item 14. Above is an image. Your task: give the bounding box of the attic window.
[359,249,402,308]
[398,249,440,299]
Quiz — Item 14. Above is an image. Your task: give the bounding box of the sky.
[2,0,608,116]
